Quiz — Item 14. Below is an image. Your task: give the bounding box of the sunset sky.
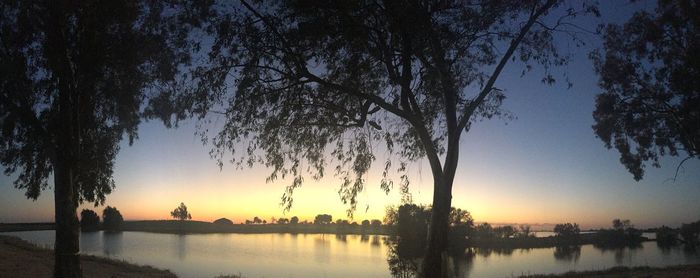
[1,0,699,230]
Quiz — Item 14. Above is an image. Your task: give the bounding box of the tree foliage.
[157,1,597,275]
[0,2,203,275]
[102,206,123,231]
[591,0,700,180]
[314,214,333,225]
[80,209,100,232]
[553,222,580,238]
[170,202,192,221]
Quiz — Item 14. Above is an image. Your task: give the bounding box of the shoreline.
[0,235,175,278]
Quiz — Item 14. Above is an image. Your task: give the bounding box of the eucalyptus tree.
[0,1,202,276]
[592,0,700,181]
[169,1,597,276]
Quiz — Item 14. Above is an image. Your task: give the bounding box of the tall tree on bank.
[0,1,202,277]
[161,1,596,276]
[592,0,700,181]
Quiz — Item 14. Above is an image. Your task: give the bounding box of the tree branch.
[456,0,557,133]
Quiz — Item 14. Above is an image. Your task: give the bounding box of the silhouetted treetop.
[171,202,192,221]
[592,0,700,180]
[102,206,123,231]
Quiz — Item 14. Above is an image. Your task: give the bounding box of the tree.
[170,1,596,276]
[679,221,699,244]
[213,218,234,225]
[79,209,100,232]
[277,218,289,224]
[553,223,580,239]
[253,216,262,224]
[314,214,333,225]
[362,220,371,227]
[170,202,192,221]
[102,206,123,232]
[591,0,700,181]
[290,216,299,224]
[0,1,201,276]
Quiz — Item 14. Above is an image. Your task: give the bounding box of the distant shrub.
[102,206,124,231]
[80,209,100,232]
[554,223,580,239]
[213,218,233,225]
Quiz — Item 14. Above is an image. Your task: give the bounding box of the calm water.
[2,230,699,278]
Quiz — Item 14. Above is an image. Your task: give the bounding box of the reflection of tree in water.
[335,234,347,243]
[593,243,643,264]
[553,245,581,262]
[371,235,381,247]
[102,232,123,256]
[176,234,186,260]
[360,234,369,243]
[384,237,474,278]
[474,247,516,258]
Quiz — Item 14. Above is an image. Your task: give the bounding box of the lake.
[2,230,699,278]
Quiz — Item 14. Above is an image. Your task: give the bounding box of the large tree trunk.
[421,176,452,277]
[52,10,82,273]
[53,158,81,278]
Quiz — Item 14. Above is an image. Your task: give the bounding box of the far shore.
[0,220,392,235]
[0,235,175,278]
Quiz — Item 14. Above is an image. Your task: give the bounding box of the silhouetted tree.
[371,219,383,228]
[680,221,700,244]
[597,219,643,247]
[166,1,598,275]
[102,206,123,231]
[494,225,517,239]
[213,218,233,225]
[362,220,371,227]
[655,225,679,245]
[591,0,700,180]
[277,218,289,224]
[80,209,100,232]
[517,225,534,239]
[170,202,192,221]
[0,1,202,276]
[314,214,333,225]
[474,223,495,240]
[290,216,299,224]
[253,216,262,224]
[554,223,581,239]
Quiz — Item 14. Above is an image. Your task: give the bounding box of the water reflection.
[3,230,700,278]
[553,245,581,262]
[384,236,475,278]
[175,234,186,260]
[102,232,123,256]
[593,242,643,264]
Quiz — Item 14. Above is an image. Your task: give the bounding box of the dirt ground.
[521,264,700,278]
[0,235,176,278]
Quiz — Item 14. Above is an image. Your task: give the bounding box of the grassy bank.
[520,264,700,278]
[0,235,175,278]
